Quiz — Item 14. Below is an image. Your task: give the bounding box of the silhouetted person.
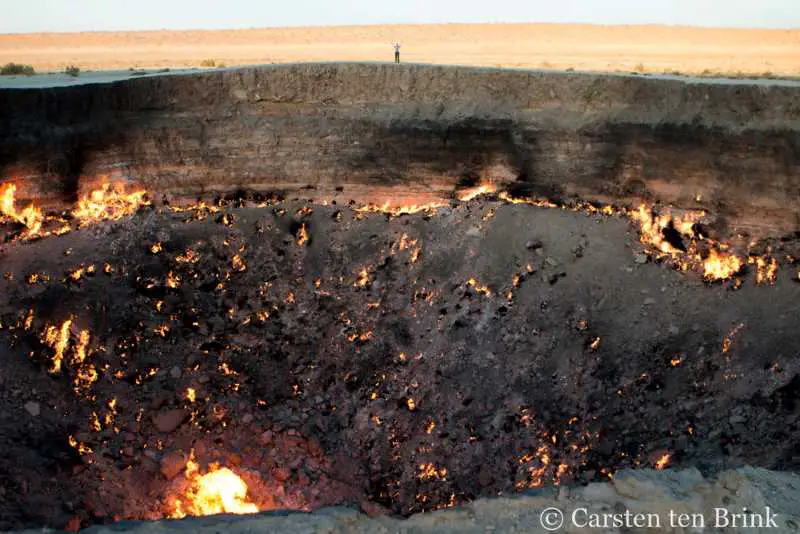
[393,42,401,63]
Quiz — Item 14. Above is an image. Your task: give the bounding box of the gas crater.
[0,63,799,531]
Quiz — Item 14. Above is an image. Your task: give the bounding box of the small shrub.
[64,65,80,77]
[1,63,35,76]
[200,59,217,67]
[633,62,646,73]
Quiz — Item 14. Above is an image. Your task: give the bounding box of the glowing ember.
[231,254,247,273]
[418,463,447,481]
[169,458,259,519]
[722,323,745,354]
[354,268,371,289]
[72,182,148,226]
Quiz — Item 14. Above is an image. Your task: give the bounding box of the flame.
[72,182,148,226]
[655,453,671,470]
[466,278,492,296]
[630,204,744,281]
[354,268,371,289]
[749,256,778,285]
[295,223,309,246]
[355,201,447,217]
[418,463,447,481]
[42,319,73,374]
[457,182,497,202]
[0,183,44,238]
[231,254,247,273]
[170,458,259,519]
[703,249,743,281]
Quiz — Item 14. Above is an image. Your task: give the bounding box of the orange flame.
[170,459,259,519]
[703,249,743,281]
[72,182,148,226]
[457,182,497,202]
[355,201,447,217]
[0,183,44,238]
[655,453,671,470]
[296,223,309,246]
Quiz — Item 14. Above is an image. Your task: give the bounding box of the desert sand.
[0,23,798,76]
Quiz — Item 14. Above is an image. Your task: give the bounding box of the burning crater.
[0,64,799,531]
[1,177,800,531]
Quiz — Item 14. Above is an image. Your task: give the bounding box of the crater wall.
[1,63,798,238]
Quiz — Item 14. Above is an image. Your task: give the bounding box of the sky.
[1,0,798,33]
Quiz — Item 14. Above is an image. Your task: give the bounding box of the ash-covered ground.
[1,195,800,531]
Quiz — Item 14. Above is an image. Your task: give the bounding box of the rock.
[360,500,392,518]
[478,467,493,487]
[170,366,182,379]
[64,516,82,532]
[644,297,657,306]
[153,409,188,433]
[242,413,254,424]
[272,467,291,482]
[24,401,40,417]
[160,451,187,480]
[259,430,274,445]
[525,239,543,250]
[150,392,171,410]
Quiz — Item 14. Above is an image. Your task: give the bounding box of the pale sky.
[1,0,798,33]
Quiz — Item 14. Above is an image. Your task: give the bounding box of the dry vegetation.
[0,23,798,78]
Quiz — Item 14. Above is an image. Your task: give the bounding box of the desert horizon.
[1,22,798,77]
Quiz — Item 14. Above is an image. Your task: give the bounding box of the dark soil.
[1,196,799,531]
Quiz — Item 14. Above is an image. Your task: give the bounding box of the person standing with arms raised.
[393,42,401,63]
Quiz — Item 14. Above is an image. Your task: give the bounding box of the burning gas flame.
[703,249,743,281]
[72,182,149,226]
[42,319,73,374]
[355,201,447,217]
[655,453,671,470]
[749,256,778,285]
[457,182,497,202]
[0,183,44,238]
[169,458,259,519]
[295,223,309,246]
[629,204,744,281]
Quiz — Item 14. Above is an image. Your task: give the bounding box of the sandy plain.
[0,23,798,76]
